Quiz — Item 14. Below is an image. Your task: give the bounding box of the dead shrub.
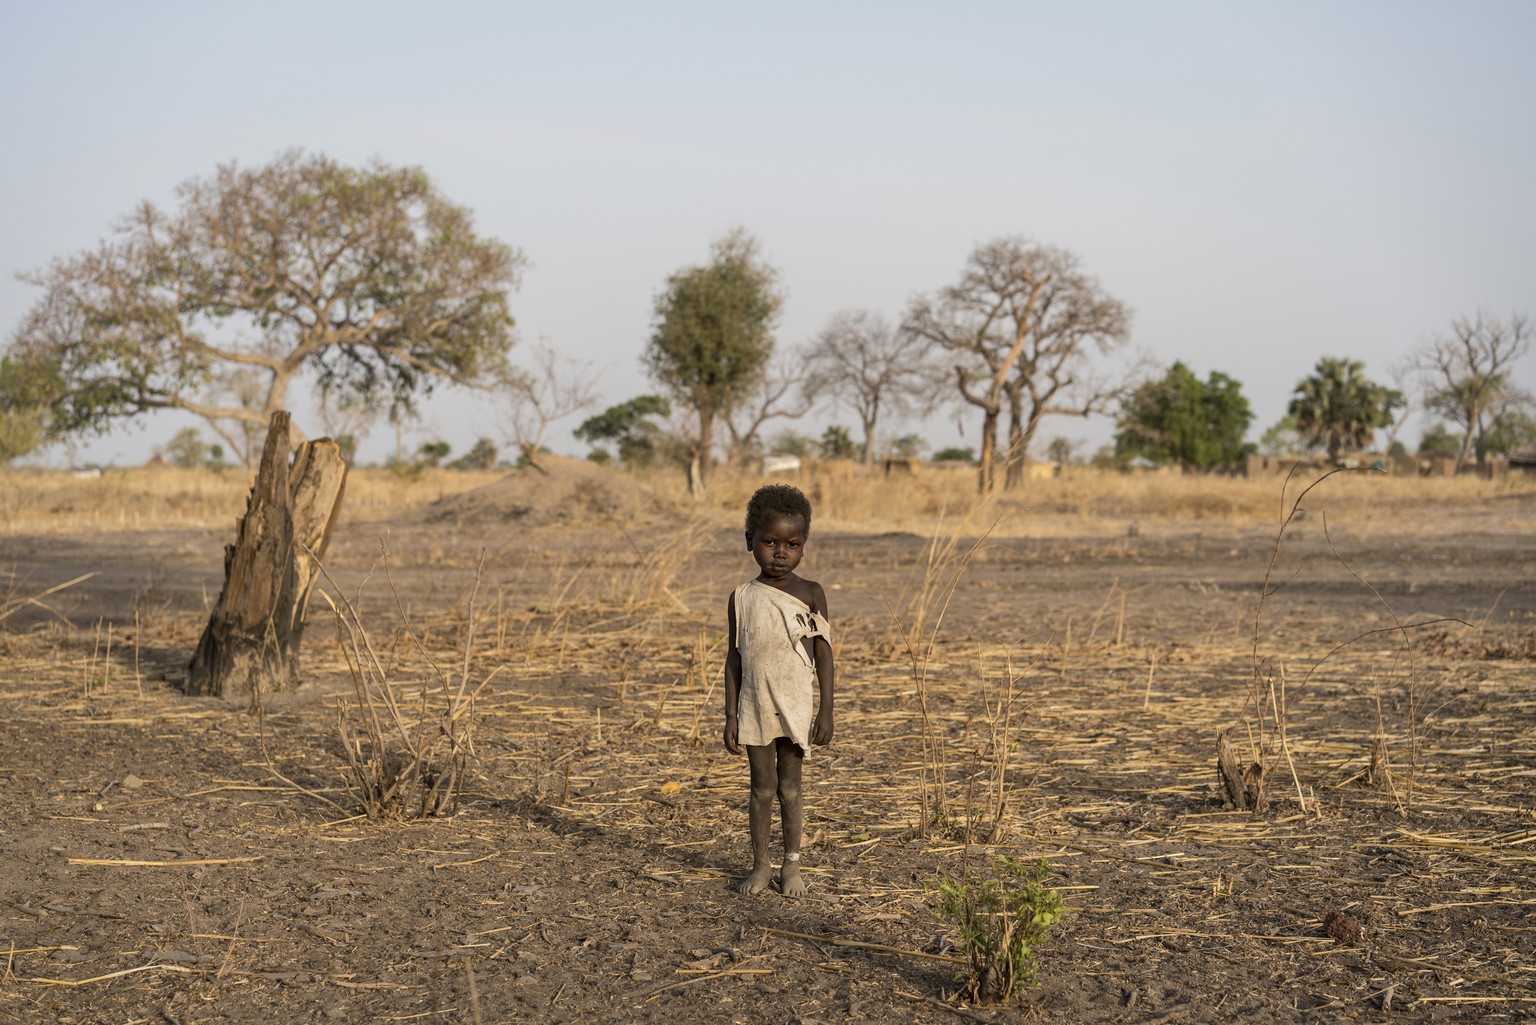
[319,545,498,818]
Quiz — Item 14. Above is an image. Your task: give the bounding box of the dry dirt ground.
[1,474,1534,1024]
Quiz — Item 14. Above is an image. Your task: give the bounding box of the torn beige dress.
[732,578,831,750]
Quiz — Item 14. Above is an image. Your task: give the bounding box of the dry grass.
[5,461,1531,539]
[673,462,1536,537]
[0,466,505,535]
[11,560,1531,1010]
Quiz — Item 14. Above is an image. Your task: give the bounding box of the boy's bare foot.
[735,863,773,895]
[780,859,806,897]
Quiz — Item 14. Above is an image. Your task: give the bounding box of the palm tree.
[1287,358,1403,463]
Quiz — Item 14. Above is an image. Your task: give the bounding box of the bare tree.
[492,342,601,472]
[316,382,381,464]
[905,237,1132,491]
[1379,361,1420,456]
[209,365,274,466]
[999,253,1134,488]
[723,346,820,465]
[805,310,938,464]
[1416,311,1533,471]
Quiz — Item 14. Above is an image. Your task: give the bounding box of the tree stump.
[184,411,347,701]
[1217,730,1266,811]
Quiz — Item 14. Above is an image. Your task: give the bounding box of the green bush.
[932,446,975,465]
[935,856,1064,1003]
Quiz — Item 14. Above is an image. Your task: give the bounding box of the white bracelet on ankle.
[784,852,800,862]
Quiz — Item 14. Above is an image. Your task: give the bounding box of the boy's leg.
[775,738,808,897]
[735,743,778,895]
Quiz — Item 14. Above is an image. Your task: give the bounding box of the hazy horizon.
[4,1,1533,467]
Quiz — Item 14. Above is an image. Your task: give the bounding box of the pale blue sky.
[3,1,1533,464]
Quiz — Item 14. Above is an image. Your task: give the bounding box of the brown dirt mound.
[416,455,679,529]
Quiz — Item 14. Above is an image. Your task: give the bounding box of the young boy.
[723,484,835,897]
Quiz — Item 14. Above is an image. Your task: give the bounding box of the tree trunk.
[184,411,348,702]
[519,442,551,476]
[860,398,880,465]
[1004,404,1025,490]
[689,407,714,497]
[977,409,999,493]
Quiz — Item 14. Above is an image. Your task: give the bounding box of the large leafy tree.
[1114,361,1253,471]
[642,229,781,492]
[904,237,1132,492]
[4,150,524,461]
[1288,357,1404,464]
[1415,312,1533,471]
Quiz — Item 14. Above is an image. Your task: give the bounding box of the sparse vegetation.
[935,856,1065,1003]
[320,549,493,818]
[819,424,859,460]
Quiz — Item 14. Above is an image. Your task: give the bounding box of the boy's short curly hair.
[745,483,813,539]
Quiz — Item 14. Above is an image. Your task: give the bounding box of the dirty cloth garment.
[732,578,831,750]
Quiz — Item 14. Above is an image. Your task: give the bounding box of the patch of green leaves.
[935,856,1064,1004]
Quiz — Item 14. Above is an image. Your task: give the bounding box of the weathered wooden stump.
[1217,730,1266,811]
[184,411,347,701]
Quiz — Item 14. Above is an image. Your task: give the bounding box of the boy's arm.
[809,582,835,746]
[723,593,743,754]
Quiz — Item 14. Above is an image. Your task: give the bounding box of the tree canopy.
[642,229,781,491]
[1287,357,1403,463]
[1417,421,1463,458]
[0,354,52,463]
[1114,361,1254,471]
[574,395,673,468]
[3,150,524,461]
[819,425,859,460]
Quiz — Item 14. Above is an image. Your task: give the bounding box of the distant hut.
[1419,454,1458,477]
[1245,454,1322,477]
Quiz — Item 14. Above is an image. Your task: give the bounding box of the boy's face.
[748,511,807,580]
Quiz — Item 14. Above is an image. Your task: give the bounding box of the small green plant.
[935,856,1064,1004]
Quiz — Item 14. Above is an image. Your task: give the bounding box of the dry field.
[1,461,1534,1024]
